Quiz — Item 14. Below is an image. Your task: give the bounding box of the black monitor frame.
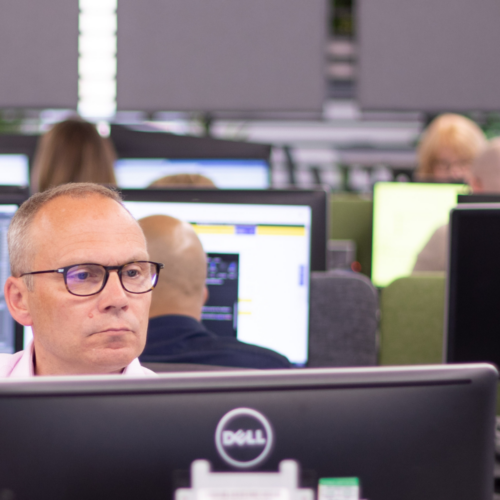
[0,364,495,500]
[110,125,272,161]
[120,188,328,271]
[445,203,500,365]
[458,194,500,204]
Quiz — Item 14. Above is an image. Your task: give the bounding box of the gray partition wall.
[358,0,500,111]
[0,0,78,109]
[117,0,326,115]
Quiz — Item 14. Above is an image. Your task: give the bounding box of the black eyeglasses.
[20,261,164,297]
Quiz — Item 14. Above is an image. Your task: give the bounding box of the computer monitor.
[0,364,495,500]
[446,204,500,366]
[114,158,271,189]
[118,188,327,365]
[0,188,31,353]
[0,154,29,187]
[372,182,468,287]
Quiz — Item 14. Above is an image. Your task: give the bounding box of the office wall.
[0,0,78,108]
[116,0,326,114]
[358,0,500,111]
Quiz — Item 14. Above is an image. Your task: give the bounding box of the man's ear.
[4,276,33,326]
[203,286,209,305]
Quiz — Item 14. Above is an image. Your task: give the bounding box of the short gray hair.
[8,183,123,283]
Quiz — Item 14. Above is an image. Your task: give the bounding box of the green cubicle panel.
[330,193,373,277]
[379,273,445,366]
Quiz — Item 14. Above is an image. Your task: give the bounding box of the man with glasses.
[0,183,162,377]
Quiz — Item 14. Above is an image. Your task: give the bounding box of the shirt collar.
[10,340,150,378]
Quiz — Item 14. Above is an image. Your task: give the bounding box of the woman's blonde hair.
[31,118,117,192]
[417,113,487,178]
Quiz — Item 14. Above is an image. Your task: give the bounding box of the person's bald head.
[138,215,208,320]
[469,138,500,193]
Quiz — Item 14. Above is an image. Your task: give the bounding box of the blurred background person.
[149,173,216,188]
[139,214,291,369]
[467,137,500,193]
[31,117,117,193]
[413,137,500,272]
[416,113,486,183]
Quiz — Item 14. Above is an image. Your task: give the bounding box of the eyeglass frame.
[19,261,164,297]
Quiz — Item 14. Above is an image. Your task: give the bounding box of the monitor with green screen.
[372,182,468,287]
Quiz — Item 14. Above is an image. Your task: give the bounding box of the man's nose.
[97,270,129,310]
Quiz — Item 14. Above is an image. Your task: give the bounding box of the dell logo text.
[215,408,274,469]
[222,429,267,447]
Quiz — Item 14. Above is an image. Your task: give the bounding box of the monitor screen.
[124,199,311,365]
[0,204,20,353]
[0,154,29,187]
[446,204,500,366]
[114,158,270,189]
[372,182,468,287]
[0,364,495,500]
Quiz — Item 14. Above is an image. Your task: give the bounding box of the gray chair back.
[308,270,378,367]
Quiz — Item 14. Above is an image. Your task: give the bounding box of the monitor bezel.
[0,364,495,500]
[120,188,328,272]
[458,194,500,204]
[445,203,500,363]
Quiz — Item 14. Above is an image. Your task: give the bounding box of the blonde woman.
[416,114,486,182]
[31,118,117,193]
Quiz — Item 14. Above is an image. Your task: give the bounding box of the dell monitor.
[0,364,495,500]
[446,204,500,366]
[114,158,271,189]
[372,182,468,287]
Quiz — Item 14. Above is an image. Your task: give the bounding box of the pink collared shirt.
[0,341,157,378]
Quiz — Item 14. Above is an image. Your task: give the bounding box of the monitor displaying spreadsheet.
[124,200,311,365]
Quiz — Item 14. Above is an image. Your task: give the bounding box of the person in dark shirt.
[138,215,291,369]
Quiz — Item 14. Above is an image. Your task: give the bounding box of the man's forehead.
[35,194,133,227]
[30,194,146,251]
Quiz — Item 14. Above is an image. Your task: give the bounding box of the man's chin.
[84,344,142,374]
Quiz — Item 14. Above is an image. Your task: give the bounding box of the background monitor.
[446,204,500,366]
[0,364,495,500]
[0,187,32,354]
[120,189,328,366]
[114,158,270,189]
[0,154,29,187]
[372,182,468,287]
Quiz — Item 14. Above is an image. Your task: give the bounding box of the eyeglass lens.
[65,262,158,296]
